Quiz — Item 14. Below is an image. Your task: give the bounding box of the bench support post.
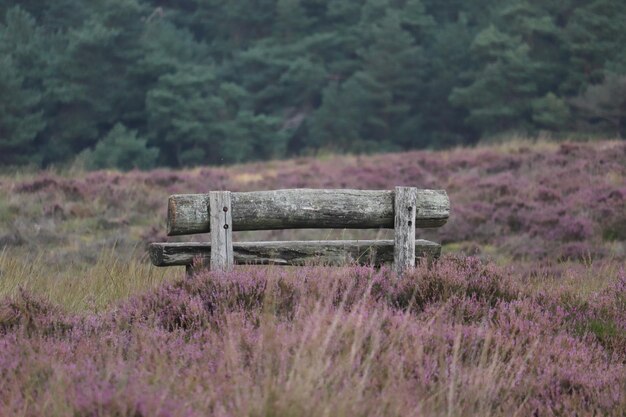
[209,191,234,271]
[394,186,417,276]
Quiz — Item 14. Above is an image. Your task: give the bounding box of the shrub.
[83,123,159,171]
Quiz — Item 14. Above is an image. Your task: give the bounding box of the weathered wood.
[209,191,233,271]
[149,240,441,267]
[167,189,449,236]
[394,187,418,275]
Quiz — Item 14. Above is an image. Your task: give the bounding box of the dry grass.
[1,259,624,416]
[0,247,181,313]
[1,140,625,415]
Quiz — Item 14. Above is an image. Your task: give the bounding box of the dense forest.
[0,0,625,169]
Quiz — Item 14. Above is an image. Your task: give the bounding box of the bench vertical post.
[209,191,234,271]
[394,186,417,276]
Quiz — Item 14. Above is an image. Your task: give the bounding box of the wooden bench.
[149,187,450,275]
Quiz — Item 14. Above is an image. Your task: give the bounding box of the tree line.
[1,0,624,169]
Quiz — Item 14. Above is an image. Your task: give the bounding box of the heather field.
[1,140,626,416]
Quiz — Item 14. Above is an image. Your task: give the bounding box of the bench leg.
[185,264,194,278]
[209,191,234,271]
[394,186,418,276]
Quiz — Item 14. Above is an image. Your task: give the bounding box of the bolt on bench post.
[209,191,233,271]
[394,186,418,275]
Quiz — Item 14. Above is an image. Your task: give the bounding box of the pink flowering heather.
[2,141,625,263]
[1,257,625,416]
[1,141,625,415]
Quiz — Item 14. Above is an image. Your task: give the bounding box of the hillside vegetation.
[1,141,625,415]
[1,0,625,168]
[2,140,624,270]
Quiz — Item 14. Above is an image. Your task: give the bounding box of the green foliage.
[565,0,626,88]
[275,0,310,38]
[0,56,45,165]
[0,7,46,165]
[0,0,625,169]
[310,9,427,151]
[570,74,626,138]
[532,93,570,131]
[581,319,625,352]
[83,123,158,171]
[146,64,287,165]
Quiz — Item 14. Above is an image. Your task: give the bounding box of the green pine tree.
[450,24,539,135]
[311,10,425,151]
[41,0,149,164]
[83,123,159,170]
[0,56,45,165]
[565,0,626,89]
[0,7,46,165]
[275,0,310,39]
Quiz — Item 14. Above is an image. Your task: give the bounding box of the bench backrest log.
[152,187,450,275]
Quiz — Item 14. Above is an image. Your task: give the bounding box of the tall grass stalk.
[0,247,178,312]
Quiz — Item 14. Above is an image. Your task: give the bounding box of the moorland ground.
[0,140,625,416]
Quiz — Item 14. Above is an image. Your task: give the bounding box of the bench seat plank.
[149,239,441,267]
[167,189,449,235]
